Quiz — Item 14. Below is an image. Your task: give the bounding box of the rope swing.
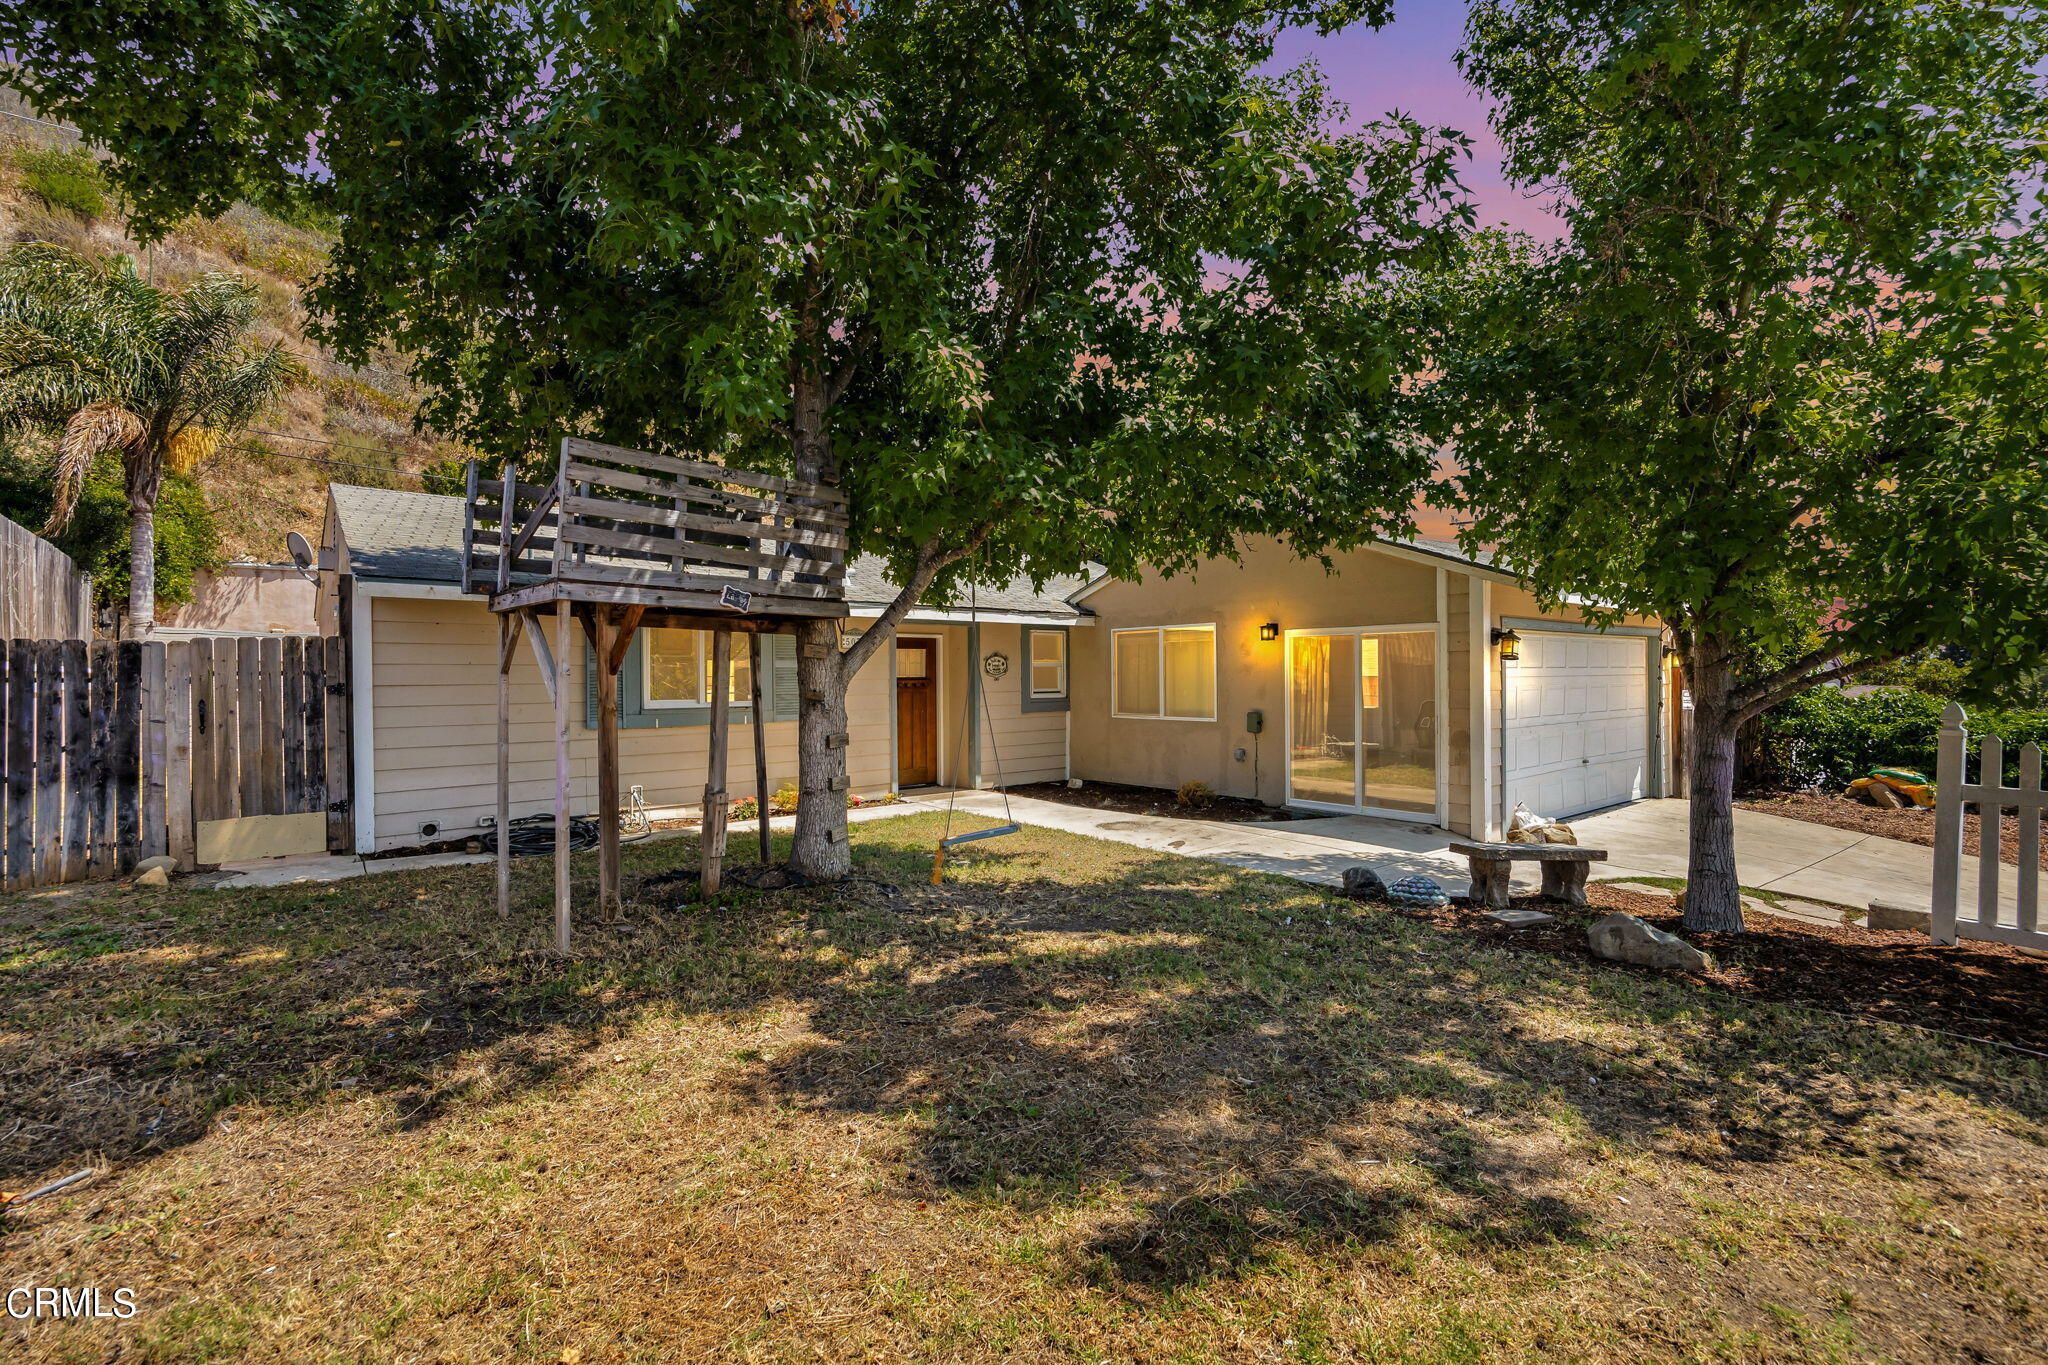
[931,577,1019,883]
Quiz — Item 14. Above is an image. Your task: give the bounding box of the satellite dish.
[285,531,317,579]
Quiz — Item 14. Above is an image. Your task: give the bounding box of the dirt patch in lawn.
[1009,779,1329,824]
[1397,883,2048,1055]
[4,815,2045,1364]
[1739,789,2045,870]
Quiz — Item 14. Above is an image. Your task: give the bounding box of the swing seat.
[939,822,1020,847]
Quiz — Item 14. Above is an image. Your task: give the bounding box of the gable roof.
[326,484,1091,622]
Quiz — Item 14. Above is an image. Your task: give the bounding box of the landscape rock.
[1867,900,1931,933]
[1485,908,1555,928]
[1340,867,1388,902]
[1587,912,1711,973]
[132,855,177,875]
[134,865,171,888]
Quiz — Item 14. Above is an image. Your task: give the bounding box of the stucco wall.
[1069,539,1671,835]
[1069,540,1449,815]
[364,594,894,852]
[161,563,321,634]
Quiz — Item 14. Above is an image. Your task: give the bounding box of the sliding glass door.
[1286,627,1441,819]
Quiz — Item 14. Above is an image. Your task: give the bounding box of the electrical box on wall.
[1245,709,1264,734]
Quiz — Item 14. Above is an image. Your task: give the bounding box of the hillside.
[0,93,464,565]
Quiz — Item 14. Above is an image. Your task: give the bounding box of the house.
[319,484,1676,855]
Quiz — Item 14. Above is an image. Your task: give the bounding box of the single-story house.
[318,484,1678,856]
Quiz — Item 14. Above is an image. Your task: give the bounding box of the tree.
[0,245,293,634]
[5,0,1466,876]
[1418,1,2048,930]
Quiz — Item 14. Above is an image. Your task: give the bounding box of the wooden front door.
[895,639,939,786]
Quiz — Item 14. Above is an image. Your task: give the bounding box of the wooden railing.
[461,438,849,618]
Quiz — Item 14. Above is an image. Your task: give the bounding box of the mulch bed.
[1009,780,1329,824]
[1738,790,2045,870]
[1391,883,2048,1054]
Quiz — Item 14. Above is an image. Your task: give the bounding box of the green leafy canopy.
[1416,0,2048,716]
[5,0,1474,599]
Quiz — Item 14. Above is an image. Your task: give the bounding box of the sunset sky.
[1274,1,1545,540]
[1273,0,1560,237]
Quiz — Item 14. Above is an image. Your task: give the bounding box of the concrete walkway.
[906,791,1976,915]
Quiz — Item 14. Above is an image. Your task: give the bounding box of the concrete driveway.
[914,791,1980,916]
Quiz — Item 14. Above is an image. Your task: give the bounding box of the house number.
[982,652,1010,680]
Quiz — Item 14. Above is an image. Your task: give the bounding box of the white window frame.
[642,627,749,710]
[1027,629,1068,700]
[1110,622,1217,722]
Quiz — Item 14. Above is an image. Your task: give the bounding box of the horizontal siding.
[367,596,893,851]
[978,623,1069,786]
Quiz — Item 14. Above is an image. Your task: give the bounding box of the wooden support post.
[552,601,573,954]
[701,627,732,901]
[496,611,514,920]
[595,607,622,924]
[750,631,770,864]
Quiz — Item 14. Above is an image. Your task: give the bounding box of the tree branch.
[1733,647,1909,725]
[838,521,998,679]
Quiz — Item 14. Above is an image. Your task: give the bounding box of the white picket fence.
[1931,703,2044,949]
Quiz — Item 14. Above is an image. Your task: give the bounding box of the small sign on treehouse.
[720,585,753,611]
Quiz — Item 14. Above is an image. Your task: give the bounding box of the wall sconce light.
[1491,627,1522,663]
[1662,643,1679,660]
[1259,622,1280,642]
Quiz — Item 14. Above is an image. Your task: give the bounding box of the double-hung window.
[1027,629,1068,700]
[643,628,753,708]
[1111,624,1215,720]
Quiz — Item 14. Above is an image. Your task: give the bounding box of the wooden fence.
[0,635,349,891]
[0,512,93,640]
[1931,703,2045,950]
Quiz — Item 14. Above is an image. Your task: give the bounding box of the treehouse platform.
[459,437,848,955]
[461,435,850,625]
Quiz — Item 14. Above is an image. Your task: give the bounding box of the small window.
[1027,630,1067,698]
[1111,624,1215,721]
[895,644,929,679]
[644,628,751,708]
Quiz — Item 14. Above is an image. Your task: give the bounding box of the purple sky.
[1271,0,1561,236]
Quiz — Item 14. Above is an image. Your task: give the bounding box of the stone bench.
[1448,840,1609,909]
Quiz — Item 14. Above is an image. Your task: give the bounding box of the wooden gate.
[0,635,349,891]
[1931,703,2045,950]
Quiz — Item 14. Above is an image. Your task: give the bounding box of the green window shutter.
[585,639,599,728]
[767,633,800,722]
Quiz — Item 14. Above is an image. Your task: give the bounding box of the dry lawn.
[3,812,2045,1364]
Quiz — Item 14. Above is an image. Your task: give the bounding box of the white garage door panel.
[1504,633,1648,820]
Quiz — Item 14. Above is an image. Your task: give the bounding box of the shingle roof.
[328,484,1090,620]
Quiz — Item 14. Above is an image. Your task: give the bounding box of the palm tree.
[0,244,295,635]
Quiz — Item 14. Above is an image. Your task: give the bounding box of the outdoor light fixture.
[1492,627,1522,662]
[1259,622,1281,642]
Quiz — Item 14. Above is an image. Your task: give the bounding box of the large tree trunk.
[786,367,852,880]
[790,618,854,879]
[126,499,157,639]
[1681,644,1745,933]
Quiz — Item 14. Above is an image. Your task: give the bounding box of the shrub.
[17,145,109,219]
[770,780,801,815]
[1176,779,1216,808]
[728,796,760,822]
[1750,687,2048,789]
[0,454,221,610]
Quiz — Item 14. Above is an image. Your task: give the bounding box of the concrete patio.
[908,791,1992,918]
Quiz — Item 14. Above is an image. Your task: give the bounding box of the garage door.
[1503,632,1650,821]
